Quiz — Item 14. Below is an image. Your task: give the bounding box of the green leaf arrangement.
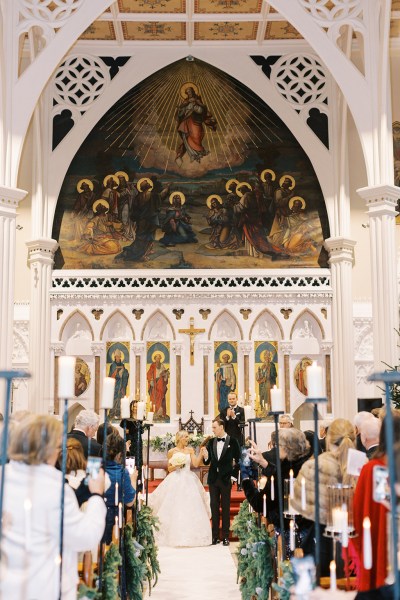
[124,523,147,600]
[78,543,121,600]
[272,560,294,600]
[231,500,275,600]
[136,505,161,594]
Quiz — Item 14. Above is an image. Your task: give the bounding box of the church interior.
[1,0,400,598]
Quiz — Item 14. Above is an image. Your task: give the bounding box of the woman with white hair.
[0,414,106,600]
[148,429,211,547]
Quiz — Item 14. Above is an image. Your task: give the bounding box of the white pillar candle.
[330,560,337,590]
[146,411,154,423]
[118,502,123,528]
[289,469,294,498]
[244,405,253,421]
[115,482,119,506]
[363,517,372,569]
[58,356,76,398]
[306,361,323,398]
[101,377,115,409]
[136,401,145,421]
[121,396,130,419]
[270,386,284,412]
[271,476,275,501]
[332,507,343,531]
[301,477,306,510]
[342,504,348,548]
[289,519,295,551]
[263,494,267,518]
[114,516,119,540]
[142,465,146,482]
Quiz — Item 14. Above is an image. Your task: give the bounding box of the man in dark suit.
[219,392,245,445]
[203,418,241,546]
[68,409,102,458]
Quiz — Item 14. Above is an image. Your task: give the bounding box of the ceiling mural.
[52,57,330,270]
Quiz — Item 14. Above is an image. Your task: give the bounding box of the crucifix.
[178,317,205,365]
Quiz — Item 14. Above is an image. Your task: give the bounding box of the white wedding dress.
[148,453,212,547]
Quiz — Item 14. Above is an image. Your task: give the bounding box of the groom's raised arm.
[202,441,211,465]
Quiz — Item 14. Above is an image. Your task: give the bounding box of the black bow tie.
[217,437,226,442]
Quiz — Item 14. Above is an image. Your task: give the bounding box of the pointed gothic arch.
[141,310,176,341]
[249,308,284,340]
[208,309,243,341]
[99,309,135,341]
[290,308,325,340]
[59,309,94,341]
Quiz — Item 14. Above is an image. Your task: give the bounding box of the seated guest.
[359,416,381,459]
[103,431,138,544]
[319,421,329,452]
[64,438,88,505]
[68,409,101,458]
[291,418,356,576]
[351,413,400,593]
[219,392,245,444]
[96,422,115,447]
[0,414,106,600]
[353,411,376,453]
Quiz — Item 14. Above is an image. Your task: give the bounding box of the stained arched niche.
[141,311,175,341]
[100,310,134,341]
[250,309,283,341]
[290,309,324,355]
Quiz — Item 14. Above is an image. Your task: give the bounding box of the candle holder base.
[283,511,302,519]
[305,397,328,404]
[268,411,284,416]
[324,527,357,539]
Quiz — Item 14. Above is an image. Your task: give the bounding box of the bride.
[148,430,212,547]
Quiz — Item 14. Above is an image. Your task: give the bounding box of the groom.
[202,418,241,546]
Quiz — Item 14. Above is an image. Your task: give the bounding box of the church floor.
[145,544,242,600]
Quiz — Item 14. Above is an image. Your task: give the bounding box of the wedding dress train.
[148,454,212,547]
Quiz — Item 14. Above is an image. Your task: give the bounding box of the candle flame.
[363,516,371,529]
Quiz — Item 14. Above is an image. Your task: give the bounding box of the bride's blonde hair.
[326,418,355,484]
[175,430,188,444]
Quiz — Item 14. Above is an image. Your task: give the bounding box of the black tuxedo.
[219,405,245,445]
[67,429,102,459]
[204,435,240,539]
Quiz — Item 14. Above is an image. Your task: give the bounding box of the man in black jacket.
[219,392,245,445]
[68,409,102,458]
[203,418,241,546]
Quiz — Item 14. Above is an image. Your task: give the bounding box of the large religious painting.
[52,58,330,269]
[214,341,238,415]
[74,357,90,397]
[106,341,130,418]
[254,341,278,418]
[293,357,313,396]
[146,342,170,423]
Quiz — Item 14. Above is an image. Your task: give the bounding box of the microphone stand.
[98,407,109,592]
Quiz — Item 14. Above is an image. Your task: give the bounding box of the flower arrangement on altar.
[145,431,206,453]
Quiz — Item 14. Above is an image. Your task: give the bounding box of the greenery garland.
[272,560,295,600]
[78,543,121,600]
[231,500,275,600]
[136,505,161,594]
[124,523,147,600]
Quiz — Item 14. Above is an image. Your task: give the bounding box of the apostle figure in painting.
[175,83,217,165]
[159,192,197,246]
[79,200,123,256]
[116,171,136,240]
[206,194,241,250]
[72,179,96,241]
[147,353,170,420]
[215,353,236,413]
[117,177,169,262]
[102,174,120,219]
[256,350,277,412]
[109,349,129,418]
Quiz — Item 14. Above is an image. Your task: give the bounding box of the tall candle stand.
[305,395,327,586]
[368,370,400,600]
[0,369,30,557]
[268,410,285,544]
[142,422,153,505]
[119,417,128,600]
[247,417,261,443]
[97,407,109,593]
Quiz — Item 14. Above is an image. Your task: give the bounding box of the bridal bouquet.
[169,452,187,469]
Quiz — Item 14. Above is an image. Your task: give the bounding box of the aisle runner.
[147,545,241,600]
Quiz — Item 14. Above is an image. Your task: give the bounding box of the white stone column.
[357,185,399,370]
[131,342,145,400]
[279,341,293,414]
[50,342,65,415]
[199,342,213,416]
[26,238,58,413]
[324,237,357,419]
[91,342,104,414]
[0,186,27,368]
[171,342,183,416]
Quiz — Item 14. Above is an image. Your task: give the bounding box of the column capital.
[324,237,356,265]
[0,186,28,217]
[198,342,212,355]
[131,342,145,355]
[26,238,59,264]
[172,342,183,355]
[238,342,252,355]
[91,342,104,356]
[279,341,293,355]
[320,341,333,354]
[50,342,65,356]
[357,184,400,216]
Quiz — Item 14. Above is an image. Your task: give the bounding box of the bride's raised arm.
[190,446,204,468]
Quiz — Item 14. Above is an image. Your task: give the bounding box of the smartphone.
[85,456,102,485]
[126,457,136,474]
[240,447,251,467]
[372,465,390,504]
